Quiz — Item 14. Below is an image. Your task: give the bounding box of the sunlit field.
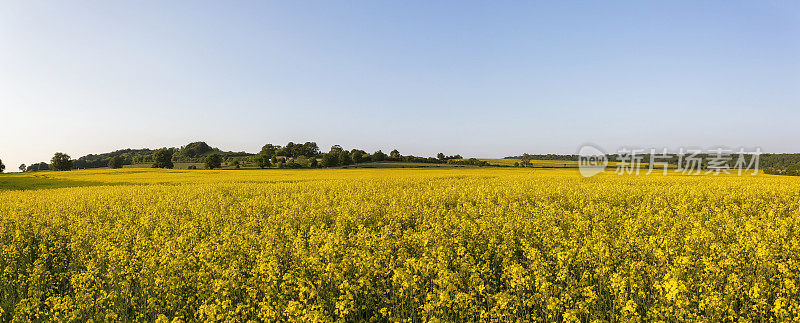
[2,168,800,321]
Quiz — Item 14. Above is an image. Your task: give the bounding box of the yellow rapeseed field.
[2,168,800,321]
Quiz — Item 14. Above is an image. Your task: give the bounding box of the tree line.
[8,146,800,175]
[13,141,465,172]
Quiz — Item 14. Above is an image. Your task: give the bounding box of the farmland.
[469,159,643,168]
[470,158,583,167]
[2,168,800,321]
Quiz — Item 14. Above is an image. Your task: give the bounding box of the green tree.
[180,142,213,158]
[232,159,240,168]
[309,157,318,168]
[205,153,222,169]
[260,144,279,159]
[301,142,320,157]
[26,162,48,172]
[521,153,532,167]
[51,153,73,171]
[256,154,271,168]
[151,149,174,169]
[321,153,338,167]
[437,153,446,161]
[351,149,367,163]
[0,158,4,173]
[390,149,401,160]
[338,150,353,166]
[372,150,387,162]
[19,164,26,172]
[108,156,123,169]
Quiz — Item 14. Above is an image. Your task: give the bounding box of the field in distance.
[1,168,798,321]
[459,158,646,168]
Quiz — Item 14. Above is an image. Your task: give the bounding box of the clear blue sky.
[2,1,799,169]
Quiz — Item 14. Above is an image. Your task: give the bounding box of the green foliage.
[108,156,123,169]
[389,149,401,160]
[256,154,270,169]
[283,160,299,169]
[151,149,174,169]
[276,142,320,158]
[260,142,320,159]
[780,164,800,176]
[321,153,338,167]
[350,149,368,163]
[178,142,213,158]
[26,162,49,172]
[73,148,154,169]
[51,153,73,171]
[260,144,279,159]
[25,140,466,172]
[448,158,489,167]
[505,153,579,161]
[204,154,222,169]
[372,150,387,162]
[337,150,353,166]
[188,165,198,170]
[0,159,4,173]
[762,156,800,175]
[19,164,26,172]
[172,142,247,163]
[66,142,250,170]
[402,155,442,164]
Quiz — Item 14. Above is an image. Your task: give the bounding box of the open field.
[2,168,800,321]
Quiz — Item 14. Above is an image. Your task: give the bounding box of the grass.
[0,172,110,190]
